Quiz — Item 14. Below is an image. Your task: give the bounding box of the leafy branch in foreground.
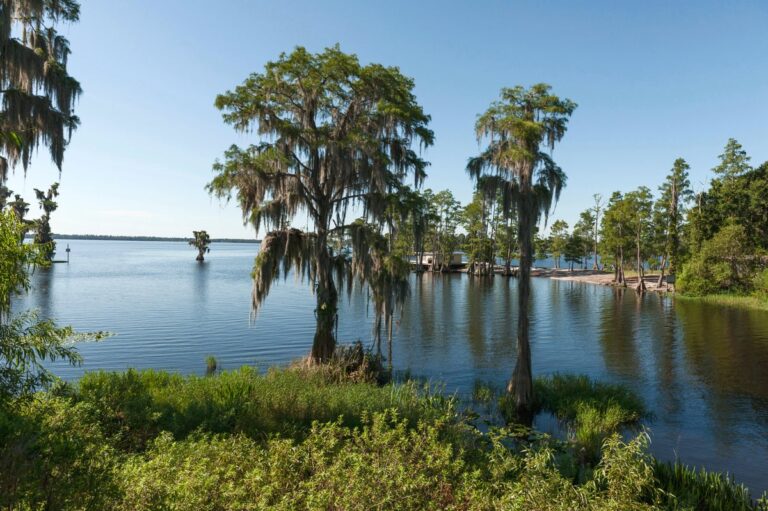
[1,209,106,404]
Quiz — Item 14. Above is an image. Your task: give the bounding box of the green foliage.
[32,182,60,260]
[753,268,768,299]
[1,209,45,312]
[0,310,85,405]
[428,189,462,271]
[549,219,569,268]
[688,144,767,252]
[74,367,454,448]
[462,189,496,274]
[535,232,550,263]
[4,367,765,509]
[654,461,768,511]
[205,354,218,375]
[189,229,211,260]
[116,410,661,511]
[677,223,754,296]
[533,374,647,422]
[501,374,647,466]
[0,395,118,510]
[712,138,752,180]
[1,211,102,404]
[208,45,433,360]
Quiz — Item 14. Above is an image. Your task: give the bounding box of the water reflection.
[599,288,642,379]
[30,265,55,317]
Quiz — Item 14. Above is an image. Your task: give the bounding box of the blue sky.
[6,0,768,237]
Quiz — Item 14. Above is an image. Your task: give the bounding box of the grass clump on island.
[2,365,767,510]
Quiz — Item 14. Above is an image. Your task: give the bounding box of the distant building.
[414,251,464,268]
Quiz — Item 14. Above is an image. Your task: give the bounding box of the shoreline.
[545,269,672,292]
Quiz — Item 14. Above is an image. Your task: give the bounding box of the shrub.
[753,268,768,299]
[117,411,661,511]
[678,223,755,296]
[0,395,118,510]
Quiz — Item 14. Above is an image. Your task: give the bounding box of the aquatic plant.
[653,461,768,511]
[205,355,217,376]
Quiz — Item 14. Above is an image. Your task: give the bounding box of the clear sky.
[5,0,768,238]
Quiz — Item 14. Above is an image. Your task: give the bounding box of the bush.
[753,268,768,298]
[678,223,755,296]
[117,411,661,511]
[0,395,118,510]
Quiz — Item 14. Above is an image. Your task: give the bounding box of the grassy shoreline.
[2,366,766,509]
[675,293,768,312]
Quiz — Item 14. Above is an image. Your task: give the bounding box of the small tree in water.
[208,46,432,363]
[33,183,59,260]
[189,230,211,261]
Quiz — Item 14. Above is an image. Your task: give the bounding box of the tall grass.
[498,374,647,467]
[675,293,768,312]
[74,366,454,449]
[654,461,768,511]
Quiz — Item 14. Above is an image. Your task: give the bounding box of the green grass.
[498,374,648,466]
[72,366,454,449]
[654,461,768,511]
[676,293,768,312]
[532,373,647,423]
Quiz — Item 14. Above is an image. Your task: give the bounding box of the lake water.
[14,240,768,495]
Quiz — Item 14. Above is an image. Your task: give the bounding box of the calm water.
[15,240,768,494]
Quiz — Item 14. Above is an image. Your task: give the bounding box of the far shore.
[541,268,672,292]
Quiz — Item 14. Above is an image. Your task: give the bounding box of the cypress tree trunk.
[593,210,600,270]
[504,243,512,276]
[311,229,337,362]
[387,311,393,372]
[636,233,645,293]
[657,254,667,288]
[508,192,533,423]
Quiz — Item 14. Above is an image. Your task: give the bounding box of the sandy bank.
[543,269,673,292]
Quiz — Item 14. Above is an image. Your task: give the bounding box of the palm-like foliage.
[188,230,211,262]
[209,46,432,361]
[0,0,81,182]
[467,84,575,417]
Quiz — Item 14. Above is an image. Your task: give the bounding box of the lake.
[14,240,768,494]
